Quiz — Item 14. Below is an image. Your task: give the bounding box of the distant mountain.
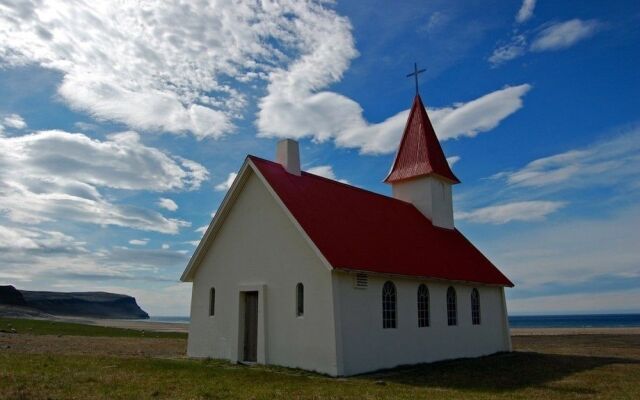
[0,285,149,319]
[0,285,27,306]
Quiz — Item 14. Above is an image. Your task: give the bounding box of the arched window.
[209,287,215,316]
[382,281,397,329]
[446,287,457,326]
[296,283,304,317]
[471,288,481,325]
[417,284,429,327]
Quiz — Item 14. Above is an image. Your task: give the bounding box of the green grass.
[1,318,639,399]
[0,317,186,339]
[2,349,639,400]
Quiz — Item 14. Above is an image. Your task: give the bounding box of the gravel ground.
[0,333,186,358]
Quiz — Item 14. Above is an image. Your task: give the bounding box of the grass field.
[1,318,639,399]
[0,317,186,339]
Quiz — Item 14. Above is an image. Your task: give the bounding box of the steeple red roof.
[384,94,460,184]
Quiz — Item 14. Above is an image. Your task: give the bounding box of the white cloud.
[174,157,209,190]
[531,19,601,52]
[489,34,527,66]
[490,18,600,66]
[508,288,640,315]
[57,74,232,139]
[161,243,170,250]
[0,185,189,233]
[468,128,640,305]
[0,130,208,191]
[0,1,356,139]
[195,225,208,235]
[157,198,178,212]
[426,11,450,32]
[74,122,99,132]
[516,0,536,23]
[259,85,531,155]
[447,156,461,167]
[129,239,149,246]
[0,130,206,233]
[3,113,27,129]
[487,204,640,295]
[0,224,190,297]
[1,113,28,136]
[430,84,532,141]
[493,127,640,189]
[457,201,566,224]
[214,172,238,192]
[0,225,38,250]
[0,1,527,156]
[0,225,86,252]
[306,165,349,183]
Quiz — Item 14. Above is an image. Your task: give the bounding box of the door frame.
[242,291,258,362]
[236,284,266,364]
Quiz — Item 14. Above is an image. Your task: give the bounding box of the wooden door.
[243,291,258,362]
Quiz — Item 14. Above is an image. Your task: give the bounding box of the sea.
[148,314,640,328]
[148,316,190,324]
[508,314,640,328]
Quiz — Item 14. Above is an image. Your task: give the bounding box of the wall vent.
[353,273,368,289]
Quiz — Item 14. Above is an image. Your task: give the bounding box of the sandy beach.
[511,327,640,335]
[38,315,190,333]
[87,318,189,333]
[73,317,640,336]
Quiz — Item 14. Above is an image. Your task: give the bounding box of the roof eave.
[180,158,254,282]
[384,171,461,185]
[334,267,514,288]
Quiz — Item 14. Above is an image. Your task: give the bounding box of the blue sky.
[0,0,638,316]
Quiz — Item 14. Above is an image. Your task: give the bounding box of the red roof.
[384,95,460,184]
[250,156,512,287]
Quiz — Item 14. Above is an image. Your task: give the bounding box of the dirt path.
[49,316,189,333]
[0,333,186,358]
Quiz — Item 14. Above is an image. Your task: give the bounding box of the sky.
[0,0,639,316]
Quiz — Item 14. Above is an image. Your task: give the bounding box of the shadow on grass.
[360,351,639,392]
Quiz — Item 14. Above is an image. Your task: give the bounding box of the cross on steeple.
[406,62,426,95]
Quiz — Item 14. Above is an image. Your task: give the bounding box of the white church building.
[181,94,513,376]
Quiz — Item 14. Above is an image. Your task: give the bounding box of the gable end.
[180,158,333,282]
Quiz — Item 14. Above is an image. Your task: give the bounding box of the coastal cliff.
[0,285,149,319]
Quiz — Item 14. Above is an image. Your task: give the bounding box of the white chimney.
[276,139,301,175]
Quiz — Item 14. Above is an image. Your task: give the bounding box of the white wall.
[334,271,511,376]
[188,170,338,375]
[391,175,454,229]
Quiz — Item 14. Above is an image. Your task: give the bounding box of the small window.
[417,284,429,327]
[296,283,304,317]
[447,286,457,326]
[471,288,481,325]
[382,281,397,329]
[209,287,215,316]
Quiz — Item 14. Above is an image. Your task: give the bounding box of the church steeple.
[385,90,459,229]
[384,94,459,184]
